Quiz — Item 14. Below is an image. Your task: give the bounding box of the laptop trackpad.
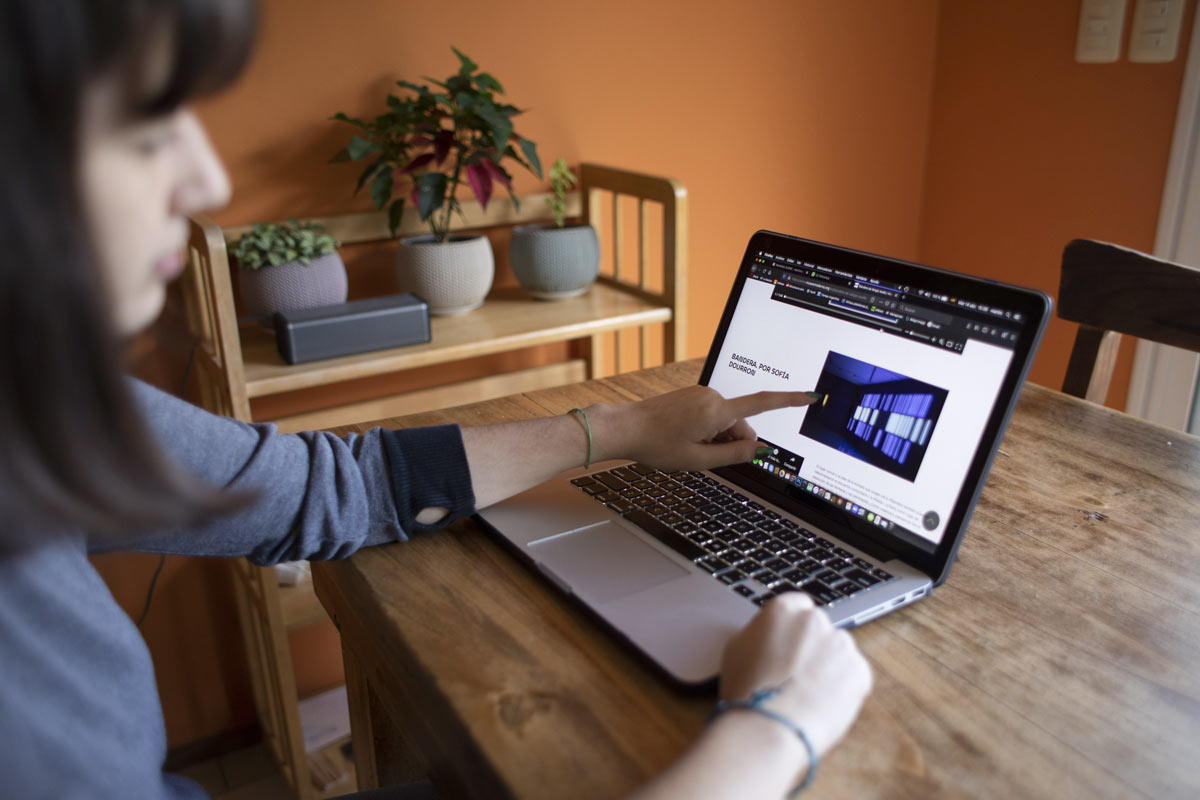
[529,521,689,605]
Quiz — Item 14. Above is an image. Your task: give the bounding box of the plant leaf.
[354,157,385,195]
[330,112,367,128]
[465,163,493,210]
[475,72,504,94]
[387,198,406,237]
[403,153,435,173]
[416,172,447,221]
[451,46,477,75]
[481,158,512,190]
[517,137,542,179]
[473,100,513,152]
[434,130,454,165]
[369,169,393,211]
[346,135,380,161]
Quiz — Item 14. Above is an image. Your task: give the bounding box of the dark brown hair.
[0,0,258,544]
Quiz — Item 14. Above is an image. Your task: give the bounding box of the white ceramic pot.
[509,224,600,299]
[395,234,494,315]
[238,252,349,319]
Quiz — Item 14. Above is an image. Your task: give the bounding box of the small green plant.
[331,47,542,242]
[546,158,576,228]
[231,219,339,270]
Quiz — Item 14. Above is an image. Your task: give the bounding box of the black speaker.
[273,293,431,364]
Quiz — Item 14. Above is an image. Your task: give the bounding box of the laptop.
[477,231,1051,685]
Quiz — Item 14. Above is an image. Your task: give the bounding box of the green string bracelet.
[709,682,817,796]
[568,407,592,470]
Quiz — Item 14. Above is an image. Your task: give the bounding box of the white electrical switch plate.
[1076,0,1129,63]
[1129,0,1185,62]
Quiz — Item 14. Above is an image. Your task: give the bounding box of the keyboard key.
[716,529,742,543]
[618,486,642,499]
[800,580,839,605]
[759,521,783,534]
[781,568,810,583]
[780,519,799,529]
[833,547,853,560]
[734,585,756,598]
[660,480,682,492]
[748,548,775,563]
[659,512,684,526]
[812,569,839,584]
[632,495,656,508]
[605,498,634,514]
[797,558,822,572]
[700,519,723,533]
[872,568,894,581]
[764,558,789,572]
[646,504,670,516]
[832,580,864,596]
[645,487,668,500]
[853,558,874,571]
[630,463,657,476]
[571,476,597,487]
[730,520,754,534]
[779,548,804,562]
[777,530,800,543]
[675,521,697,534]
[762,510,781,521]
[623,510,707,560]
[595,472,628,491]
[842,569,879,587]
[612,466,640,482]
[583,483,607,495]
[826,559,855,574]
[719,570,747,585]
[697,556,731,574]
[648,473,671,484]
[809,547,834,562]
[660,495,684,508]
[632,479,655,490]
[746,531,770,544]
[815,537,835,549]
[687,531,712,545]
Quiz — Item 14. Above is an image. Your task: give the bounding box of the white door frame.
[1126,7,1200,431]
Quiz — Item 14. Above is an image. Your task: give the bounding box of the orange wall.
[126,0,1193,749]
[126,0,941,748]
[918,0,1193,405]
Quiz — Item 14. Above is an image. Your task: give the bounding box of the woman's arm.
[448,386,817,517]
[629,593,873,800]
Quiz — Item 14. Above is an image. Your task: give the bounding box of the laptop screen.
[702,232,1049,577]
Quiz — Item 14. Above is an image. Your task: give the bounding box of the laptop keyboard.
[571,464,894,608]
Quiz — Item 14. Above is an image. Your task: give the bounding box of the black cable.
[135,554,166,628]
[136,339,201,629]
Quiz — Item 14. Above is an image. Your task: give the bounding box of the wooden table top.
[313,359,1200,800]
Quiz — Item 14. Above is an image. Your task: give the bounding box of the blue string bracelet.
[568,407,593,469]
[708,684,818,796]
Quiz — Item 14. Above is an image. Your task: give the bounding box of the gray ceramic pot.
[509,224,600,299]
[396,234,494,316]
[238,252,348,319]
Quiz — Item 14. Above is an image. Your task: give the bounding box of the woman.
[0,1,871,798]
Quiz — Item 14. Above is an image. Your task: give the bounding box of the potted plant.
[509,158,599,299]
[331,47,542,315]
[232,220,346,320]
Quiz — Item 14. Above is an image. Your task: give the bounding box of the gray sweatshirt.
[0,381,475,799]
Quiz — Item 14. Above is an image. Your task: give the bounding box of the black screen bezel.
[700,231,1051,584]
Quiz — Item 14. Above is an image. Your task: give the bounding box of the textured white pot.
[395,234,494,315]
[509,223,600,299]
[238,252,348,319]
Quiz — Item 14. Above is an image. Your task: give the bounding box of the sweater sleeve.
[95,381,476,564]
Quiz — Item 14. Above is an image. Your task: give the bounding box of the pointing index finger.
[726,390,821,419]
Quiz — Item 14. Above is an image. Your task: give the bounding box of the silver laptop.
[477,231,1050,685]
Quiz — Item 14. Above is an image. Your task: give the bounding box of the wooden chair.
[178,163,687,800]
[1058,238,1200,404]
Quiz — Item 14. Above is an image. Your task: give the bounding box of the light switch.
[1128,0,1185,62]
[1076,0,1129,63]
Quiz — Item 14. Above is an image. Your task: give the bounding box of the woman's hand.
[589,385,819,472]
[719,592,873,759]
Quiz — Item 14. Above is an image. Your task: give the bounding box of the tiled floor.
[175,739,356,800]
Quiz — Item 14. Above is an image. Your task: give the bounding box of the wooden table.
[313,359,1200,800]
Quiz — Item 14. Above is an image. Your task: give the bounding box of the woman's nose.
[173,111,231,217]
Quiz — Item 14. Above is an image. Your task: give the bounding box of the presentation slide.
[708,278,1013,544]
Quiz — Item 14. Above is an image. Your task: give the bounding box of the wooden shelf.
[238,283,672,398]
